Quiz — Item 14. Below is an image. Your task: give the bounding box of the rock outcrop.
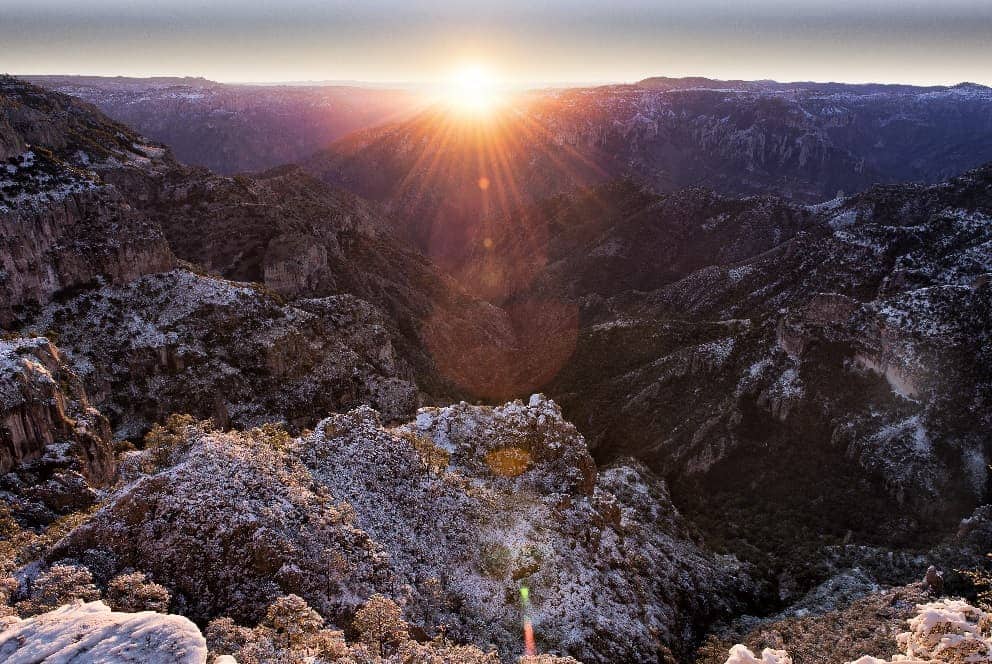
[54,421,390,626]
[53,397,755,662]
[700,592,992,664]
[0,600,207,663]
[0,183,175,326]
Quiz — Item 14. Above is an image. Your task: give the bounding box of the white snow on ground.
[0,337,57,410]
[897,599,992,662]
[869,415,931,457]
[0,601,207,663]
[773,366,804,399]
[725,644,793,664]
[825,207,859,229]
[724,598,992,664]
[0,150,103,213]
[728,265,754,283]
[693,337,737,366]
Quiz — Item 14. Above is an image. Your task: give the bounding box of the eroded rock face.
[0,600,207,663]
[0,337,113,485]
[54,398,755,662]
[498,165,992,590]
[0,76,176,326]
[24,270,419,437]
[0,115,27,161]
[0,77,524,410]
[98,160,521,404]
[0,185,175,326]
[1,78,425,434]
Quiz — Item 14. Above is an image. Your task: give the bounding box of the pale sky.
[2,0,991,86]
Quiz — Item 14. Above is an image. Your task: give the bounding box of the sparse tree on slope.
[263,593,324,648]
[353,593,410,657]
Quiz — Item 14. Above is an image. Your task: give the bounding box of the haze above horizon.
[2,0,991,87]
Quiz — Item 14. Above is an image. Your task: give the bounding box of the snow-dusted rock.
[26,271,419,436]
[54,424,389,624]
[400,394,597,495]
[54,398,754,662]
[0,600,207,663]
[896,599,992,662]
[0,78,176,325]
[718,596,992,664]
[298,398,753,661]
[538,163,992,578]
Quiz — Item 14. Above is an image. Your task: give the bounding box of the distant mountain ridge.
[305,76,992,266]
[635,75,991,94]
[27,75,423,174]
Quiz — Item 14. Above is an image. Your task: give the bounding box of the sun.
[442,64,503,115]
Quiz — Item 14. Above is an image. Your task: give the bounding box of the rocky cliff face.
[0,184,175,326]
[24,270,419,437]
[377,157,989,604]
[0,77,482,432]
[93,153,535,404]
[497,165,992,592]
[0,337,113,486]
[0,76,177,326]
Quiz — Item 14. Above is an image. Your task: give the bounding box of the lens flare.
[520,585,536,656]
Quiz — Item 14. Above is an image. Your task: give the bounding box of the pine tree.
[353,593,409,657]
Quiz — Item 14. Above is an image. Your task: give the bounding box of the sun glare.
[442,64,503,115]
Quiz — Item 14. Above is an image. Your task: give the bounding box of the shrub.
[16,563,100,616]
[960,553,992,610]
[480,543,511,578]
[205,616,251,658]
[397,640,501,663]
[399,431,450,477]
[106,571,171,613]
[484,447,532,478]
[248,422,292,453]
[143,413,199,470]
[206,595,347,663]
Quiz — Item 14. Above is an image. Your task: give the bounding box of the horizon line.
[12,72,992,90]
